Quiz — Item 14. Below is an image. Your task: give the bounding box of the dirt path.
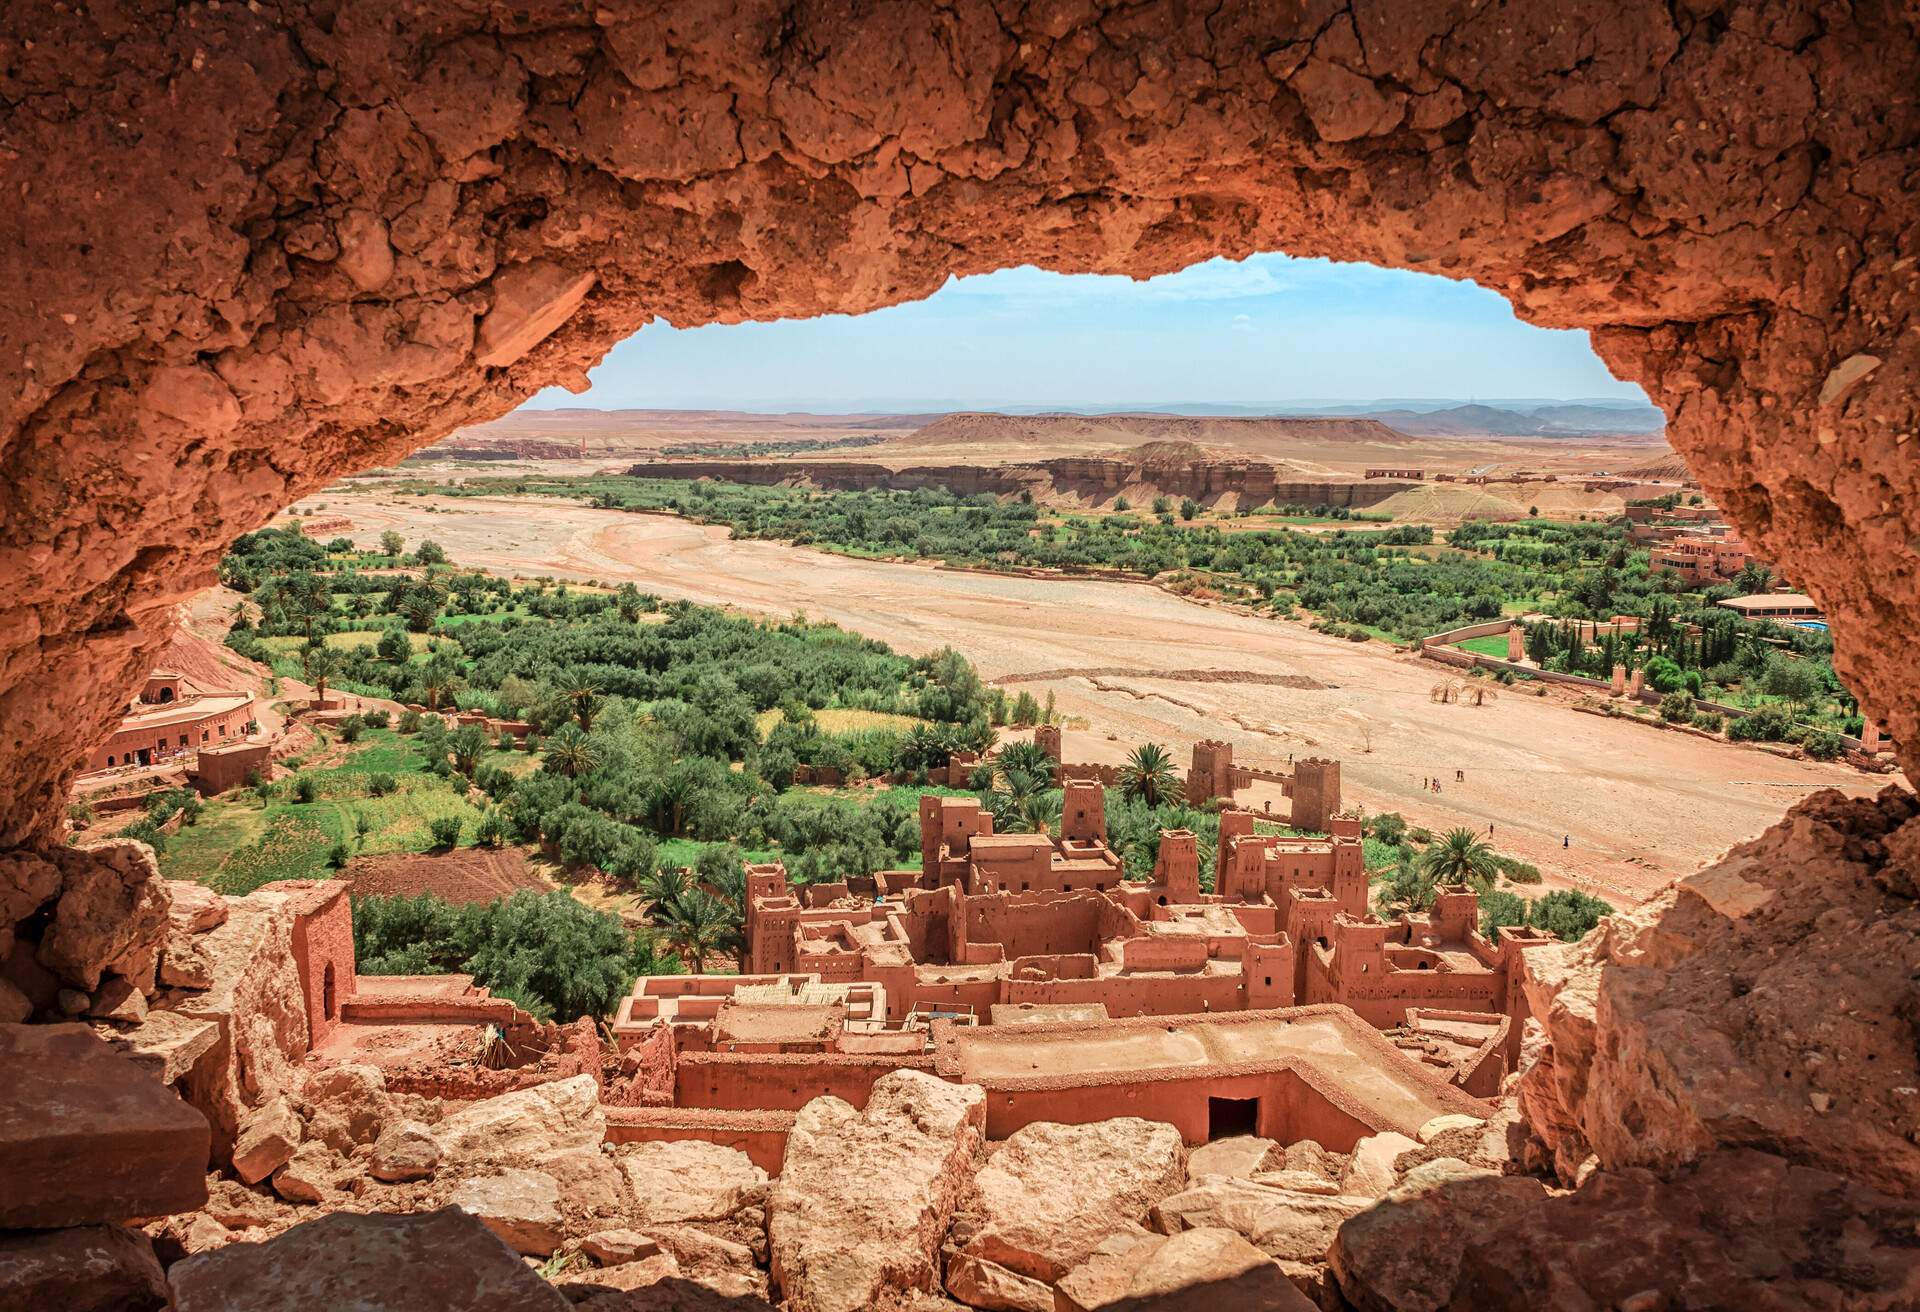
[330,492,1896,908]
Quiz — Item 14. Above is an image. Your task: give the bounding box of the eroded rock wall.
[1,0,1916,857]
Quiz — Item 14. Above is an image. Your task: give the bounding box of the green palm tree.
[304,645,341,704]
[1014,790,1063,836]
[655,888,733,975]
[996,739,1054,783]
[640,866,692,922]
[542,723,602,780]
[1420,828,1500,886]
[1119,743,1183,807]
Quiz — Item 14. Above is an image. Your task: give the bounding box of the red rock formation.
[1520,787,1920,1195]
[0,2,1916,858]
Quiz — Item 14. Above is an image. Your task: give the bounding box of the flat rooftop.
[934,1005,1485,1137]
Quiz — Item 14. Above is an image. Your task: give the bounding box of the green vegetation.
[352,890,675,1019]
[379,478,1840,706]
[179,528,1011,899]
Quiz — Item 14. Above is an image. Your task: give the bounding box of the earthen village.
[5,5,1920,1312]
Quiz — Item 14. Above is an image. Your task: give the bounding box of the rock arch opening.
[2,8,1916,1297]
[3,2,1913,865]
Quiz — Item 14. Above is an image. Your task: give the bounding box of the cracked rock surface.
[0,2,1914,859]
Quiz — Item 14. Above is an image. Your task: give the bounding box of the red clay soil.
[341,848,553,903]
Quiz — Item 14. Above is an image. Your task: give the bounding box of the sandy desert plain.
[289,479,1892,912]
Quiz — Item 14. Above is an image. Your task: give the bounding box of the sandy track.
[333,493,1893,907]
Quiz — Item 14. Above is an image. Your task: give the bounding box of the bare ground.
[325,492,1897,908]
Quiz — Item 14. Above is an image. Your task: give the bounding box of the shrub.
[66,800,94,828]
[367,772,397,797]
[364,709,391,729]
[398,709,423,734]
[122,818,168,854]
[328,843,350,868]
[1690,711,1724,733]
[292,776,318,803]
[474,808,508,847]
[1728,703,1793,742]
[428,816,462,849]
[1658,691,1693,723]
[338,714,365,743]
[1367,812,1408,846]
[1803,728,1845,761]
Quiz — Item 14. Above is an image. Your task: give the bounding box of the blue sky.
[523,254,1645,412]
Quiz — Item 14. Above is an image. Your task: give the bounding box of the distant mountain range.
[510,398,1665,437]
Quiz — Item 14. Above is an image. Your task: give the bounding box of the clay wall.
[1118,935,1208,971]
[1152,829,1201,902]
[674,1052,934,1112]
[282,880,355,1052]
[1245,939,1297,1010]
[966,835,1054,893]
[609,1020,678,1105]
[962,891,1133,960]
[979,1065,1373,1150]
[191,741,271,794]
[602,1108,794,1176]
[1034,724,1062,762]
[1060,778,1104,844]
[86,696,256,772]
[1290,758,1341,834]
[992,968,1245,1019]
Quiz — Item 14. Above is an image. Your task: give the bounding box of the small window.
[219,725,226,736]
[1264,976,1273,986]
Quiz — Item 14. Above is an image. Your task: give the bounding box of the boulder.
[770,1070,986,1312]
[231,1095,303,1184]
[183,1213,233,1254]
[944,1249,1052,1312]
[1280,1139,1345,1182]
[0,976,29,1024]
[1338,1132,1420,1199]
[0,1224,170,1312]
[1054,1228,1316,1312]
[638,1224,768,1299]
[430,1073,604,1168]
[86,975,149,1023]
[159,933,216,989]
[37,842,171,992]
[369,1118,439,1182]
[1330,1147,1920,1311]
[300,1063,391,1151]
[88,1010,221,1085]
[620,1139,767,1224]
[1185,1135,1279,1183]
[1150,1177,1373,1265]
[556,1251,682,1292]
[163,880,229,934]
[1415,1114,1480,1144]
[0,1023,209,1227]
[168,1208,572,1311]
[948,1117,1186,1288]
[1519,790,1920,1196]
[566,1280,776,1312]
[450,1167,567,1256]
[271,1141,339,1203]
[582,1229,665,1265]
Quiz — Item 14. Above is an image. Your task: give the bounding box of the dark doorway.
[1207,1096,1260,1140]
[136,748,151,766]
[322,963,337,1021]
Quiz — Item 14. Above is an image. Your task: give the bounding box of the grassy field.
[752,707,924,737]
[258,631,432,654]
[1455,634,1513,657]
[159,728,514,895]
